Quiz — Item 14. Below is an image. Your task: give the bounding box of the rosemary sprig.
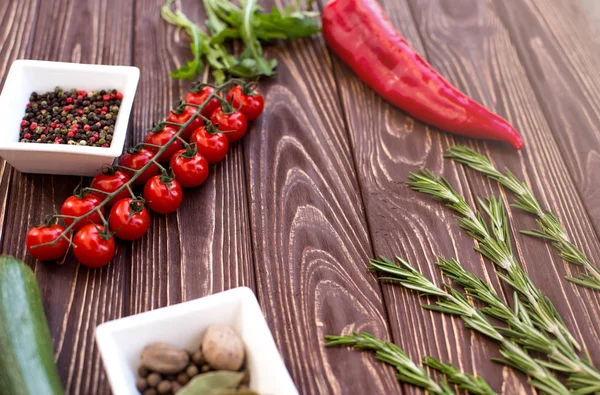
[437,257,600,392]
[445,145,600,291]
[369,256,569,395]
[325,332,455,394]
[423,356,497,395]
[407,171,580,354]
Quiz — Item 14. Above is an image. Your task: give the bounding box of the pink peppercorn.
[89,137,96,143]
[116,92,123,100]
[29,122,38,131]
[21,120,28,127]
[83,125,90,132]
[102,94,111,101]
[24,133,32,139]
[63,106,71,112]
[67,131,75,138]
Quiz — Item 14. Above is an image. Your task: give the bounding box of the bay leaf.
[178,371,244,395]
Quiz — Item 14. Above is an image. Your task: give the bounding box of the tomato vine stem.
[32,78,246,249]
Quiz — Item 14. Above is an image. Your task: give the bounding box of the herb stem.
[445,145,600,291]
[31,80,240,250]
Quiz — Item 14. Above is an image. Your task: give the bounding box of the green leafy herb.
[325,332,455,395]
[177,371,244,395]
[436,257,600,393]
[407,171,580,354]
[422,356,497,395]
[445,145,600,291]
[369,256,570,395]
[161,0,320,81]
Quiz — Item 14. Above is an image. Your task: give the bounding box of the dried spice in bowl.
[135,324,255,395]
[19,87,122,147]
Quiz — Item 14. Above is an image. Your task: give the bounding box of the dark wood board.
[130,0,255,309]
[0,1,134,394]
[494,0,600,236]
[0,0,599,394]
[403,0,600,364]
[242,1,400,392]
[322,0,534,392]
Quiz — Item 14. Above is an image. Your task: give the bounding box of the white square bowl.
[0,60,139,176]
[95,287,298,395]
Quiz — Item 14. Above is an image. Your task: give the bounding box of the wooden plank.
[494,0,600,237]
[130,0,255,310]
[0,1,134,394]
[404,0,600,373]
[322,0,531,393]
[0,0,39,245]
[242,1,401,393]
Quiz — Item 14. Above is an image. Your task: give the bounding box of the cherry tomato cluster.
[26,82,265,268]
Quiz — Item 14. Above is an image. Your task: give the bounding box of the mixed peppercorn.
[19,87,122,147]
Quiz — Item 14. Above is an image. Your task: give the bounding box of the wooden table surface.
[1,0,600,394]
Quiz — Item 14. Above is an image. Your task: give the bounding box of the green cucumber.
[0,256,64,395]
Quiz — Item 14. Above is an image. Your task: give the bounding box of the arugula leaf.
[161,0,320,81]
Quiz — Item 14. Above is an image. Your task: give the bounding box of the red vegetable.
[26,224,70,261]
[211,107,248,142]
[61,193,104,231]
[90,167,131,205]
[322,0,523,150]
[170,146,209,188]
[118,147,160,185]
[191,124,229,164]
[143,125,183,163]
[167,104,203,141]
[73,224,115,268]
[143,175,183,214]
[226,85,264,121]
[186,84,221,119]
[109,198,150,241]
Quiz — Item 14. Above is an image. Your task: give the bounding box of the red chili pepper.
[322,0,523,150]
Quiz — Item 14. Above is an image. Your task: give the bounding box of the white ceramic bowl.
[95,287,298,395]
[0,60,139,176]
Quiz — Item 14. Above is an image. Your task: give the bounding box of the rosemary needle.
[407,171,580,353]
[445,145,600,291]
[369,256,569,395]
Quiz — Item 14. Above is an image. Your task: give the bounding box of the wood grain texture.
[243,1,400,393]
[130,0,255,311]
[494,0,600,236]
[0,1,134,394]
[1,0,600,394]
[322,0,531,393]
[405,0,600,371]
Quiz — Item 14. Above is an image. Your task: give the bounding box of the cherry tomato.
[190,126,229,164]
[143,176,183,214]
[211,108,248,142]
[61,193,105,231]
[185,86,221,118]
[226,85,265,121]
[169,148,209,188]
[118,147,160,185]
[26,224,69,261]
[90,168,131,205]
[167,106,203,141]
[143,126,183,162]
[73,224,115,268]
[109,198,151,241]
